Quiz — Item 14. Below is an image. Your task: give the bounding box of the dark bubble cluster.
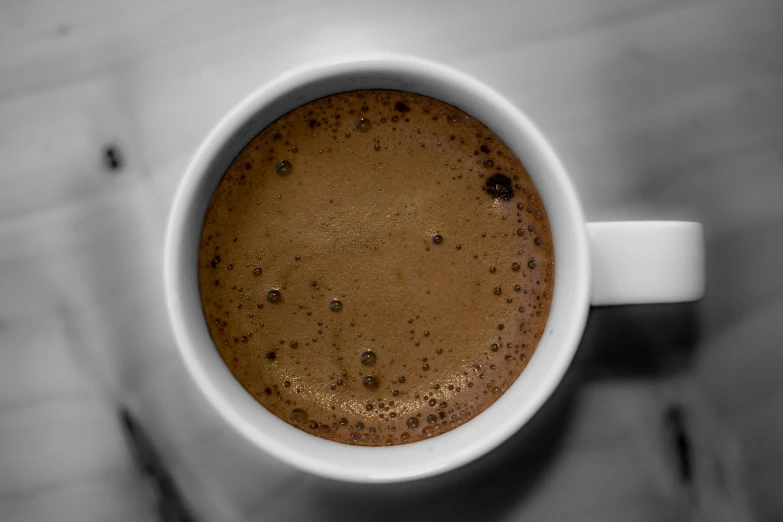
[485,174,513,200]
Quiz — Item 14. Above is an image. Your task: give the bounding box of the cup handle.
[587,221,705,306]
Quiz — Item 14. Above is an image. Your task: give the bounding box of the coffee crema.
[197,90,554,446]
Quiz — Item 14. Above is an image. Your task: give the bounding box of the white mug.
[164,55,705,484]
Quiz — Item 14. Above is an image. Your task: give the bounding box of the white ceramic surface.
[164,55,705,483]
[588,221,705,306]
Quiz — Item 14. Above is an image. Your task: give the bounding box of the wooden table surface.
[1,1,782,521]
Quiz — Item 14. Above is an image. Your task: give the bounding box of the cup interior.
[165,55,591,483]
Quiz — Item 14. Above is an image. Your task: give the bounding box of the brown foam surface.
[197,90,554,446]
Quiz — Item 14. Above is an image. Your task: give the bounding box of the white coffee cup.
[164,55,704,484]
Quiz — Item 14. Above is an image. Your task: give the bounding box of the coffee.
[197,90,554,446]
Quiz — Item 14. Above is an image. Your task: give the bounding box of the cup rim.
[164,53,591,483]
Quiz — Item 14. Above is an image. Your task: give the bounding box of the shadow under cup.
[164,56,591,483]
